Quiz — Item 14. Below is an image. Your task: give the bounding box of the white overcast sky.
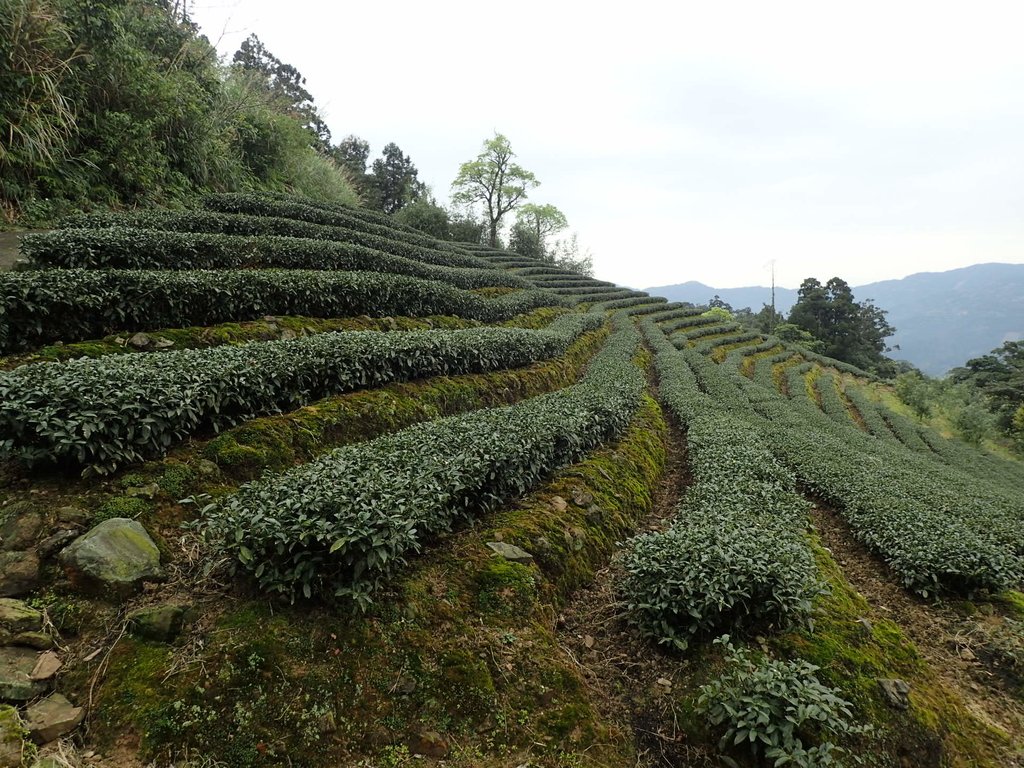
[190,0,1024,291]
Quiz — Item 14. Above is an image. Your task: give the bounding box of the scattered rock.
[113,336,127,346]
[583,634,595,649]
[877,678,911,709]
[550,496,568,513]
[127,332,151,349]
[279,328,298,341]
[56,507,90,528]
[394,675,417,695]
[36,530,78,561]
[485,542,534,565]
[195,459,220,477]
[0,552,40,598]
[124,483,160,500]
[572,489,594,506]
[408,730,448,758]
[153,337,174,349]
[656,677,672,688]
[29,652,60,682]
[0,506,42,552]
[0,600,42,634]
[128,604,188,643]
[0,647,50,701]
[58,518,164,596]
[959,647,976,661]
[262,315,277,323]
[24,693,84,744]
[0,704,26,768]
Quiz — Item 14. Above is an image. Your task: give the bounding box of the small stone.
[572,489,594,506]
[0,704,26,768]
[656,677,672,688]
[29,652,61,682]
[855,618,873,636]
[408,730,448,758]
[128,604,188,643]
[0,552,40,598]
[10,634,54,652]
[113,336,126,346]
[58,518,164,596]
[279,328,298,341]
[877,678,911,709]
[395,675,417,695]
[195,460,220,477]
[24,693,84,744]
[56,507,90,527]
[36,530,78,560]
[0,600,42,633]
[583,634,595,649]
[124,483,160,500]
[153,337,174,349]
[550,496,567,513]
[0,506,43,551]
[127,332,151,349]
[485,542,534,565]
[0,647,50,701]
[959,647,976,661]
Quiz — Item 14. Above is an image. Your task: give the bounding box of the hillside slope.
[0,196,1021,768]
[648,262,1024,374]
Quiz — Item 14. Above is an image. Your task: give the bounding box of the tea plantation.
[0,193,1021,767]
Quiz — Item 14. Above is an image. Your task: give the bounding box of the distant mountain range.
[646,263,1024,376]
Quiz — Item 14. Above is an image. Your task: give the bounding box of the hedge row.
[25,227,522,290]
[620,322,822,650]
[202,193,477,265]
[0,311,603,474]
[0,268,563,352]
[53,208,487,271]
[200,314,646,605]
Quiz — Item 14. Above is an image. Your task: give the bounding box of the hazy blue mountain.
[647,263,1024,376]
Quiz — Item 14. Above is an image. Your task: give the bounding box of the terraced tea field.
[0,194,1021,767]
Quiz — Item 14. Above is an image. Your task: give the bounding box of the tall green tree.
[232,33,330,150]
[451,133,538,248]
[370,142,424,214]
[787,277,894,371]
[950,340,1024,430]
[514,203,567,257]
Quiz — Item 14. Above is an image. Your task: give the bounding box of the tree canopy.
[787,277,894,372]
[451,133,538,247]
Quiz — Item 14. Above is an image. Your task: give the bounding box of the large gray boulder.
[58,518,163,596]
[25,693,84,744]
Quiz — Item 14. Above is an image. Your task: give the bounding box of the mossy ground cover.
[80,397,668,767]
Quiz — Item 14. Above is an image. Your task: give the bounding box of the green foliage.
[0,313,598,473]
[622,322,822,650]
[894,370,935,417]
[0,267,562,352]
[392,199,450,240]
[201,192,479,266]
[700,306,733,322]
[787,278,894,373]
[369,142,424,214]
[451,133,539,248]
[774,322,825,353]
[1,0,356,219]
[200,315,644,605]
[27,223,524,289]
[697,638,866,767]
[0,0,76,217]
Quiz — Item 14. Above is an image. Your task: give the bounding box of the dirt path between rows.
[554,414,717,767]
[811,506,1024,757]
